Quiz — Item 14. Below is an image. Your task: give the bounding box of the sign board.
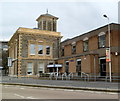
[8,57,12,67]
[47,64,62,68]
[106,48,111,62]
[70,60,74,62]
[54,64,62,67]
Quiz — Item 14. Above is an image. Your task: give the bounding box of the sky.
[0,0,119,41]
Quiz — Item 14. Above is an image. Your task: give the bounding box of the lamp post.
[103,14,112,82]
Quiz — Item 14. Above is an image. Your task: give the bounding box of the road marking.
[27,96,37,99]
[14,94,25,98]
[20,88,25,89]
[108,92,117,95]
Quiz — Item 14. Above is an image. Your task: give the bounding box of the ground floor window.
[27,62,33,75]
[39,62,44,73]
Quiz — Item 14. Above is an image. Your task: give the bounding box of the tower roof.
[36,13,59,21]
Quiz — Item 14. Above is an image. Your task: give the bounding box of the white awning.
[47,64,62,68]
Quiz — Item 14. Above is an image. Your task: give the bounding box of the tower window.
[48,21,52,31]
[43,21,46,30]
[53,21,56,31]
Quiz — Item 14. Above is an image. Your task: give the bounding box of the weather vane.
[46,9,48,14]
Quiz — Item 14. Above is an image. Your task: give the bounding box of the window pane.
[27,63,32,74]
[72,45,76,54]
[39,62,44,73]
[38,45,43,55]
[43,21,46,30]
[61,48,64,56]
[30,44,35,55]
[83,40,88,52]
[46,46,50,55]
[99,35,106,48]
[48,21,52,31]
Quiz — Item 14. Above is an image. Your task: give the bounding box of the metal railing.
[68,72,74,80]
[81,72,89,81]
[62,72,67,80]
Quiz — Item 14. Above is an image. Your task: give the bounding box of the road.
[1,85,118,99]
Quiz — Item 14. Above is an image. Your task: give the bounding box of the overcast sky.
[0,0,119,41]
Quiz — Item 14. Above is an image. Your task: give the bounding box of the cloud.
[0,1,118,41]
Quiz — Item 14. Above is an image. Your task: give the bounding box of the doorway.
[76,59,81,76]
[99,57,106,77]
[65,61,69,75]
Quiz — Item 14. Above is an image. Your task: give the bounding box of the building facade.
[8,13,62,77]
[57,23,120,77]
[0,41,8,75]
[8,12,120,78]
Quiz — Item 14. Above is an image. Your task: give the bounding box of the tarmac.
[1,76,120,93]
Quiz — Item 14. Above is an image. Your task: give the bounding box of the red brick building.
[57,23,120,77]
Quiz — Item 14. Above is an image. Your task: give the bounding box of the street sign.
[106,48,111,62]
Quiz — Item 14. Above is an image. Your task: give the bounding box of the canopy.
[47,64,62,68]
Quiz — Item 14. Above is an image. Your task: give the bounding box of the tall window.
[99,35,106,48]
[27,62,33,75]
[38,21,42,29]
[83,40,89,52]
[38,45,43,55]
[48,21,52,31]
[43,21,46,30]
[53,21,56,31]
[46,46,50,55]
[72,45,76,54]
[61,47,64,56]
[30,44,35,55]
[39,62,44,73]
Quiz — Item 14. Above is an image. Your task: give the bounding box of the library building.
[8,12,120,80]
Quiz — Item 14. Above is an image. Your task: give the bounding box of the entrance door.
[65,61,69,75]
[99,58,106,77]
[76,59,81,76]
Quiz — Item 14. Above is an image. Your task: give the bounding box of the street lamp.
[103,14,112,82]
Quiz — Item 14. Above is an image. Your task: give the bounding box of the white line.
[14,94,25,98]
[20,88,25,89]
[108,92,118,95]
[27,96,37,99]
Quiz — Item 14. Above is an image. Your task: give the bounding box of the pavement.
[1,76,120,93]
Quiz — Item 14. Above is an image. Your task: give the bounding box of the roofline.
[61,23,120,43]
[36,14,59,21]
[0,41,8,42]
[8,27,62,45]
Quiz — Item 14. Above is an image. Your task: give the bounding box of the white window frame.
[46,45,50,56]
[38,45,43,55]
